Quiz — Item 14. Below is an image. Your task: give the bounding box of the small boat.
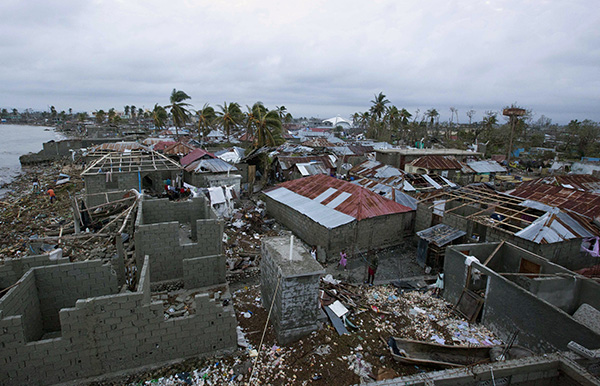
[386,337,534,368]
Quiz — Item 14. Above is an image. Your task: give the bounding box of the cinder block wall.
[183,255,226,288]
[264,195,411,261]
[260,237,324,344]
[135,198,224,285]
[34,260,119,332]
[0,252,69,288]
[444,243,600,353]
[0,270,43,342]
[415,203,433,232]
[0,258,237,386]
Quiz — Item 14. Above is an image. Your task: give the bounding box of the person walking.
[47,188,56,204]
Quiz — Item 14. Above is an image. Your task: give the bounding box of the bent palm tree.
[254,108,283,148]
[196,103,216,143]
[166,89,191,138]
[152,104,168,131]
[217,102,243,142]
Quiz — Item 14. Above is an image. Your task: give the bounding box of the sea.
[0,124,64,197]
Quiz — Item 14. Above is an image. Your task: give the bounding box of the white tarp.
[208,187,226,205]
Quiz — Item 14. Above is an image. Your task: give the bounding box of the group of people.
[310,246,379,285]
[163,177,191,200]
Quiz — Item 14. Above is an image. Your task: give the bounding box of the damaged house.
[263,174,415,260]
[416,185,600,271]
[82,147,183,207]
[181,148,242,194]
[443,241,600,353]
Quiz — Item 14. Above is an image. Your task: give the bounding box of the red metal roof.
[163,142,195,156]
[409,155,463,170]
[274,174,413,220]
[511,183,600,219]
[180,148,215,166]
[527,175,600,192]
[153,141,177,151]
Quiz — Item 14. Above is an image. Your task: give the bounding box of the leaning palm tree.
[254,108,283,148]
[152,104,168,131]
[216,101,243,142]
[196,103,216,143]
[165,89,192,138]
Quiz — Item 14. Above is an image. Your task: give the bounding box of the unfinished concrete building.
[82,148,183,207]
[263,174,415,261]
[0,255,235,386]
[261,237,324,344]
[0,194,237,385]
[444,242,600,353]
[416,185,600,271]
[134,196,225,287]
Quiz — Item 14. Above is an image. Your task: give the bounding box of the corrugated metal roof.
[91,142,148,153]
[163,142,195,156]
[467,160,507,174]
[181,148,216,167]
[511,183,600,219]
[295,162,329,177]
[417,224,466,247]
[526,175,600,193]
[264,187,355,229]
[301,138,335,148]
[409,155,464,170]
[269,174,413,221]
[185,158,237,173]
[514,209,594,244]
[277,155,335,170]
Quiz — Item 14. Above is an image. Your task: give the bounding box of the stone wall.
[184,171,242,195]
[260,237,324,344]
[444,243,600,353]
[0,257,236,386]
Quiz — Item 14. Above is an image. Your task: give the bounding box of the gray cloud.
[0,0,598,124]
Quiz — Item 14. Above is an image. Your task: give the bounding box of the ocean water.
[0,124,63,196]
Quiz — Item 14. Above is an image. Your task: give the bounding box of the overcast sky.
[1,0,598,124]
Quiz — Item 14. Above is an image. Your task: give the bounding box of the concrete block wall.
[444,243,600,353]
[261,237,324,344]
[135,197,224,284]
[185,172,242,195]
[34,260,118,332]
[0,270,43,342]
[183,255,226,288]
[0,252,69,288]
[0,257,237,386]
[264,194,412,261]
[415,203,433,232]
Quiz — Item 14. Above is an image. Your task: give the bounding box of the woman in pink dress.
[338,249,348,270]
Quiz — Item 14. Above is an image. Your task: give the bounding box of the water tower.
[503,107,526,162]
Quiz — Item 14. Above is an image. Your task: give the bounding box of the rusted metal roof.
[163,142,195,156]
[510,183,600,219]
[91,142,148,153]
[277,155,336,170]
[180,148,216,167]
[526,175,600,193]
[408,155,464,170]
[301,138,336,148]
[270,174,413,221]
[152,141,177,151]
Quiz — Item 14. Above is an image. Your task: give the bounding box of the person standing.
[310,246,317,260]
[367,252,378,285]
[338,249,348,270]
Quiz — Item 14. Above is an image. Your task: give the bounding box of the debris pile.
[223,201,280,284]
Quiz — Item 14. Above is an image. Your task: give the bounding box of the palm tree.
[384,105,401,142]
[275,105,287,120]
[152,104,167,131]
[108,108,116,123]
[253,108,283,148]
[479,110,497,143]
[216,101,243,141]
[124,106,130,117]
[425,108,439,128]
[369,92,389,120]
[196,103,216,143]
[165,89,192,138]
[130,105,136,120]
